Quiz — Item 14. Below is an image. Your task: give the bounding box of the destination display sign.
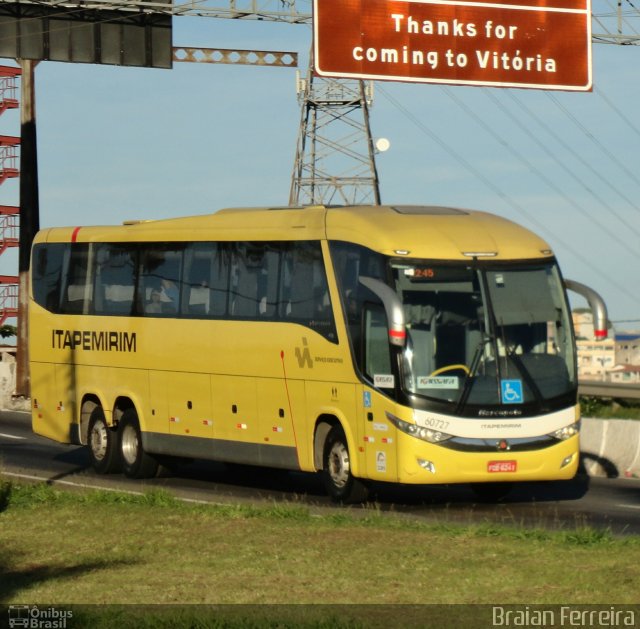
[313,0,592,91]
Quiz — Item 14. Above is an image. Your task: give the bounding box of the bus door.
[358,385,399,483]
[359,303,399,482]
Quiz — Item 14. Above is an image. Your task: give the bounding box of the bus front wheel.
[119,409,159,479]
[87,407,121,474]
[322,425,369,504]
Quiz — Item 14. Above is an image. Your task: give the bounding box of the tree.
[0,324,17,339]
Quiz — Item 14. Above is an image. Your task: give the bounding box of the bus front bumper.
[396,433,580,485]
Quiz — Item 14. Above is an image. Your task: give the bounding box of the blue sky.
[1,8,639,331]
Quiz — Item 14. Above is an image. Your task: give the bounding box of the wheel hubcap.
[328,441,350,488]
[121,424,139,466]
[90,422,107,461]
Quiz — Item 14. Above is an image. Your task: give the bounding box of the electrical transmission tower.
[289,59,381,206]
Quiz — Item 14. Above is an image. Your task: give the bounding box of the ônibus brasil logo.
[8,605,73,628]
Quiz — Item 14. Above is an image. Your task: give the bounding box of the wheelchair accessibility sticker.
[501,379,523,404]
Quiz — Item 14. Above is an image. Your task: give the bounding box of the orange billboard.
[313,0,592,91]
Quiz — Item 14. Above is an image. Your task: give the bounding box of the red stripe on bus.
[71,226,81,242]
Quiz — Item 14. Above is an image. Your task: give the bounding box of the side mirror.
[359,276,406,347]
[564,279,608,340]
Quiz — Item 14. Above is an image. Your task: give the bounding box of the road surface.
[1,410,639,534]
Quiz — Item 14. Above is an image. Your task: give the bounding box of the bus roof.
[325,205,552,261]
[34,204,553,261]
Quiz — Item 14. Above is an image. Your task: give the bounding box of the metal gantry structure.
[75,0,640,205]
[2,0,640,394]
[4,0,640,210]
[39,0,640,45]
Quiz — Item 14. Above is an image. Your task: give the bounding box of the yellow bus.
[29,204,603,502]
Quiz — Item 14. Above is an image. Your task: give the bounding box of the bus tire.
[87,407,122,474]
[119,409,159,479]
[322,425,369,504]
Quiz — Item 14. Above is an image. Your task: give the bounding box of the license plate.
[488,460,517,473]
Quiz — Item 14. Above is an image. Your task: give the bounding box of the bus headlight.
[550,421,580,441]
[386,412,452,444]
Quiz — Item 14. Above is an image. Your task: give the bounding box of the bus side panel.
[305,382,364,478]
[148,370,169,435]
[55,363,77,440]
[212,374,259,445]
[31,362,72,444]
[257,377,311,471]
[146,369,213,460]
[167,372,213,440]
[288,379,313,472]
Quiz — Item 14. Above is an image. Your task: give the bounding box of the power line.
[485,89,640,241]
[443,86,640,259]
[546,91,640,194]
[377,85,639,309]
[595,86,640,141]
[506,90,640,216]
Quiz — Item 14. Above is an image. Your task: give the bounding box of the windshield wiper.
[455,334,493,413]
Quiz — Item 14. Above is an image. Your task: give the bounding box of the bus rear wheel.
[322,425,369,504]
[87,407,121,474]
[119,409,159,479]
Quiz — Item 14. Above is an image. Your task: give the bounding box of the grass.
[1,479,639,617]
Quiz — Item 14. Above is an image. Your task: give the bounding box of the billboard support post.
[16,58,38,399]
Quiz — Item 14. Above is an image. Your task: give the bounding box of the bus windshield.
[393,261,576,409]
[330,241,576,414]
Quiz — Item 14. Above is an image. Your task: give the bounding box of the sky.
[1,2,640,332]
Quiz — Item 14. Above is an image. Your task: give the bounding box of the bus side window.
[330,240,386,353]
[210,245,230,316]
[184,243,214,316]
[140,246,184,317]
[281,241,336,341]
[32,243,66,313]
[186,280,210,316]
[228,242,281,320]
[287,247,315,320]
[60,244,92,315]
[258,246,280,317]
[230,243,260,318]
[94,244,137,316]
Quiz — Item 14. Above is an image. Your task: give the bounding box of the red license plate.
[487,460,517,473]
